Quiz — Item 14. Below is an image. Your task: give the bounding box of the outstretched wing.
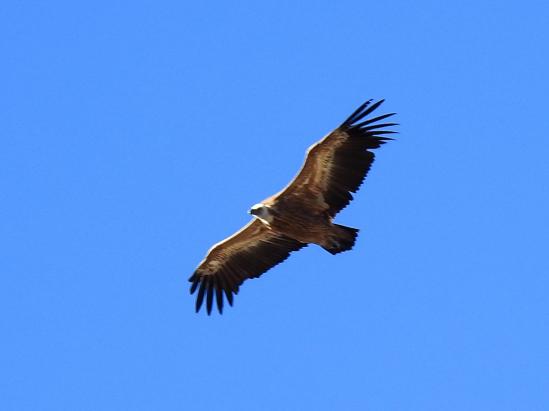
[270,99,396,217]
[189,219,306,314]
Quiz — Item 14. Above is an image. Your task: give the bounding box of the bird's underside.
[189,99,397,314]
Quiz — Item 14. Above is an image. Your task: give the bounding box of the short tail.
[322,224,359,255]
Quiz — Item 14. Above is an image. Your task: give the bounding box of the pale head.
[248,203,274,223]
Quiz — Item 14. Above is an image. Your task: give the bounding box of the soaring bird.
[189,99,396,314]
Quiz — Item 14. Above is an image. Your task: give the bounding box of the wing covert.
[271,99,396,217]
[189,220,306,314]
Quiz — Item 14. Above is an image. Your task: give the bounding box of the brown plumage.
[189,99,397,314]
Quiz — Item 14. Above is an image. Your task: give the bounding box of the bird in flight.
[189,99,397,314]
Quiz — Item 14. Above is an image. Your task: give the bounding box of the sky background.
[2,1,548,410]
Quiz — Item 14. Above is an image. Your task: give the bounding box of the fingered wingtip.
[343,98,390,127]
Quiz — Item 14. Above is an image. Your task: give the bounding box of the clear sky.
[2,1,548,410]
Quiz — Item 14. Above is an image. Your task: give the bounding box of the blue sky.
[2,1,548,410]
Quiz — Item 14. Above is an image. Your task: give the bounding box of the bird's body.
[265,204,331,246]
[189,99,397,314]
[253,200,355,253]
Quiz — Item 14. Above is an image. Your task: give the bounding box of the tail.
[321,224,359,255]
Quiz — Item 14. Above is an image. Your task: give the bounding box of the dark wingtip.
[191,275,228,315]
[340,99,398,148]
[226,290,234,306]
[362,122,399,131]
[356,113,396,128]
[195,280,207,313]
[206,279,214,315]
[374,130,398,135]
[342,99,391,128]
[216,286,224,314]
[344,99,373,124]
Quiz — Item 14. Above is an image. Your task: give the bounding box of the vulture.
[189,99,397,314]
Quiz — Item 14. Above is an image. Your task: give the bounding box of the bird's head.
[248,203,273,223]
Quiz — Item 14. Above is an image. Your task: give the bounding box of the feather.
[344,99,385,126]
[189,98,396,314]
